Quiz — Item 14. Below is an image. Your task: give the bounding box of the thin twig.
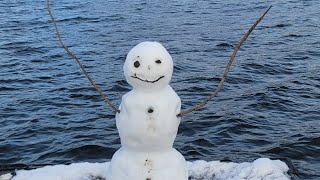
[47,0,120,113]
[178,6,272,117]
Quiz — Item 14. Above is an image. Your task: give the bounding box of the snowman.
[107,41,188,180]
[48,1,271,178]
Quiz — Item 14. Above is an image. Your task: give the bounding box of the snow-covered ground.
[0,158,290,180]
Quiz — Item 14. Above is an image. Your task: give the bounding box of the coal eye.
[134,61,140,68]
[155,59,161,64]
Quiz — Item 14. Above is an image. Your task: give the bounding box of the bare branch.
[47,0,120,114]
[178,6,272,117]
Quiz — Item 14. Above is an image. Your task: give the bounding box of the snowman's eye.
[134,61,140,68]
[155,59,161,64]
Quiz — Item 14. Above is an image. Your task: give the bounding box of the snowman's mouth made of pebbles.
[131,73,165,83]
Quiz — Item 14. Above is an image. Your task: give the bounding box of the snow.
[0,158,290,180]
[5,162,109,180]
[108,41,187,179]
[187,158,290,180]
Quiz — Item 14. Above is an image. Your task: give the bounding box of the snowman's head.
[124,41,173,91]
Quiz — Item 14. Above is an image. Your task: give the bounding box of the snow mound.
[1,158,290,180]
[188,158,290,180]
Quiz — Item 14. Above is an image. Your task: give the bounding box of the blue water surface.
[0,0,319,179]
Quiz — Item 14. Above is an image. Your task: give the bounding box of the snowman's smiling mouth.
[131,74,164,83]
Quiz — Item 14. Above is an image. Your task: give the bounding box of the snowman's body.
[107,42,188,180]
[117,86,181,152]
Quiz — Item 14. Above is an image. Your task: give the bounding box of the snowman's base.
[0,158,298,180]
[107,148,187,180]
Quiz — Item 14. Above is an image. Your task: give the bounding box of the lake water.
[0,0,319,179]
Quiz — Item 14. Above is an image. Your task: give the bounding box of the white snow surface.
[0,158,290,180]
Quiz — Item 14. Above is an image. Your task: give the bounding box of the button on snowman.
[107,41,188,180]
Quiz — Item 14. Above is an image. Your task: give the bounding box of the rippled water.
[1,0,319,179]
